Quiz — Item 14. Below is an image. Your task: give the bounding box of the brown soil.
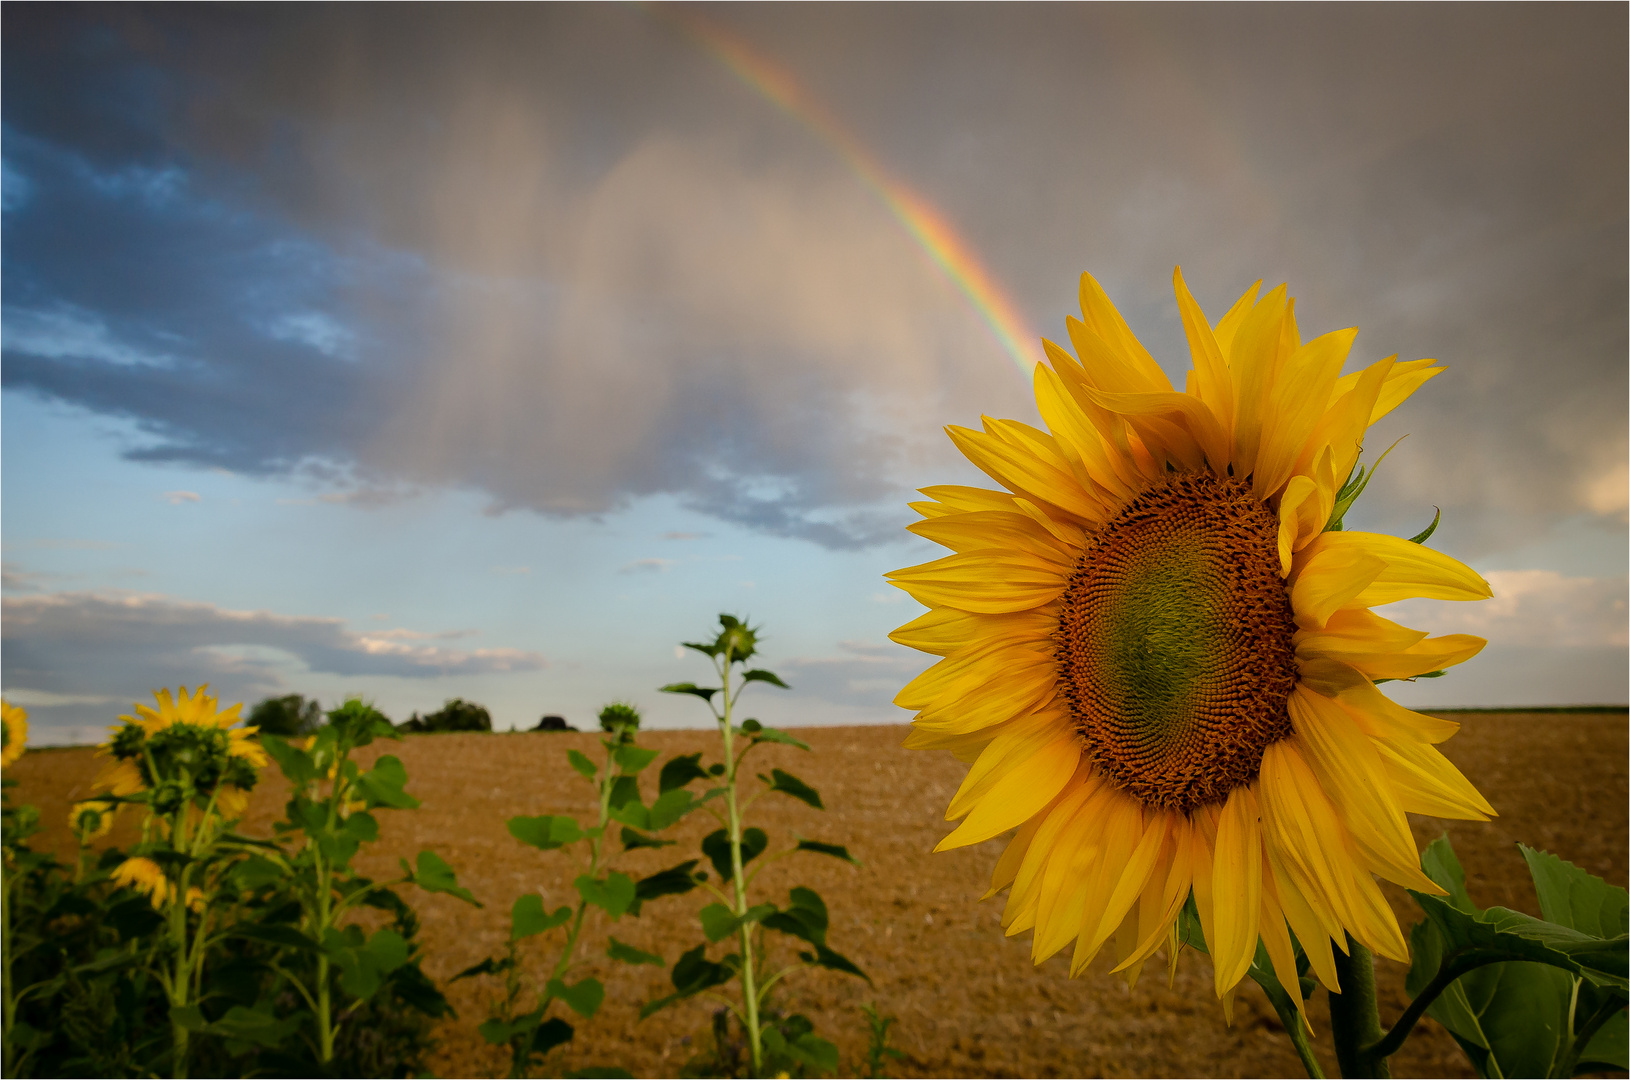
[11,712,1626,1079]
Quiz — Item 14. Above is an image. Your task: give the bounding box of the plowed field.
[12,711,1625,1078]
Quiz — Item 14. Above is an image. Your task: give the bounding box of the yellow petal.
[1258,871,1312,1033]
[947,708,1073,819]
[1330,357,1444,425]
[1066,790,1146,971]
[1287,688,1443,895]
[890,606,1058,659]
[1075,385,1231,474]
[1228,283,1290,478]
[1295,658,1462,743]
[1111,813,1194,974]
[946,421,1103,525]
[1077,804,1170,972]
[1174,266,1235,434]
[913,484,1021,516]
[887,551,1067,614]
[1213,279,1263,358]
[1300,355,1395,485]
[1264,842,1342,993]
[1004,773,1101,932]
[1210,786,1263,996]
[936,730,1082,850]
[1254,328,1356,500]
[1289,544,1388,630]
[909,511,1078,567]
[1295,607,1428,666]
[1374,736,1496,820]
[1075,273,1173,393]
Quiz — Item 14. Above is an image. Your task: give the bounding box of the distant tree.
[532,714,577,732]
[400,697,491,733]
[248,694,323,737]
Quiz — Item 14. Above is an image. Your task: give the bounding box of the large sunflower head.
[888,269,1494,1024]
[96,685,263,819]
[1,700,28,770]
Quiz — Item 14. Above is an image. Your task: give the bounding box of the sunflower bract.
[888,268,1495,1027]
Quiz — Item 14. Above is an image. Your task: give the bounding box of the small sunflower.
[96,686,263,819]
[69,798,118,843]
[888,269,1494,1023]
[111,855,173,909]
[1,700,28,769]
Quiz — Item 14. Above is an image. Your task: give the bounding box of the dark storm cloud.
[2,4,1624,552]
[1,587,547,734]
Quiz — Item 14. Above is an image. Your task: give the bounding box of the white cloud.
[266,311,357,360]
[0,688,119,708]
[1381,570,1629,649]
[162,490,201,504]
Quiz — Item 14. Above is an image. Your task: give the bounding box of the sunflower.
[1,700,28,769]
[96,686,264,820]
[887,269,1494,1024]
[69,798,119,843]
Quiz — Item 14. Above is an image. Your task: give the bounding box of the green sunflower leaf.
[511,894,573,940]
[613,745,660,775]
[1519,845,1629,939]
[741,669,790,689]
[795,839,858,865]
[606,937,663,966]
[576,872,635,920]
[567,749,598,781]
[762,769,823,809]
[508,814,584,851]
[407,850,480,906]
[627,860,701,916]
[1407,507,1441,545]
[619,826,674,850]
[660,682,720,703]
[659,753,710,792]
[547,977,605,1019]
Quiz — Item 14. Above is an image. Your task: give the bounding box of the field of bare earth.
[12,711,1626,1079]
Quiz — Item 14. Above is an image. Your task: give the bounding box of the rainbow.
[651,6,1042,378]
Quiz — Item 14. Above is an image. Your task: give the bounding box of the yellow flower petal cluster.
[1,700,28,769]
[69,798,119,842]
[111,855,173,909]
[889,269,1494,1023]
[95,685,263,820]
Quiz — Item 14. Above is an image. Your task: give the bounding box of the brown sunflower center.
[1055,471,1299,811]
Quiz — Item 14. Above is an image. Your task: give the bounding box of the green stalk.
[717,654,764,1077]
[2,854,16,1078]
[1329,935,1389,1079]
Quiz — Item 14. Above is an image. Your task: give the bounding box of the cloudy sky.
[4,4,1625,744]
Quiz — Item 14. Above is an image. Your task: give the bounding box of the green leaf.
[567,749,598,780]
[795,839,858,865]
[660,682,720,703]
[508,814,584,851]
[701,828,767,882]
[628,860,701,916]
[745,725,810,750]
[233,855,287,892]
[342,810,380,842]
[659,753,710,793]
[1581,1007,1629,1071]
[547,977,605,1019]
[763,889,829,947]
[619,826,674,851]
[804,943,868,982]
[512,894,573,940]
[648,788,696,830]
[533,1017,575,1055]
[258,734,317,786]
[170,1004,208,1032]
[697,902,774,943]
[1520,844,1630,939]
[608,799,651,831]
[1408,507,1441,544]
[410,850,481,906]
[355,755,420,809]
[230,923,320,953]
[613,745,660,774]
[576,872,636,920]
[1412,891,1629,990]
[641,944,737,1018]
[680,640,722,659]
[608,775,641,810]
[452,956,513,982]
[607,937,663,966]
[763,769,823,809]
[364,928,410,974]
[740,669,790,689]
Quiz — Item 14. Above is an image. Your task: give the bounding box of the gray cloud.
[776,639,928,711]
[2,588,547,734]
[1,5,1623,554]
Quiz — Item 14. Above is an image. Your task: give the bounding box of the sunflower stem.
[1328,935,1389,1078]
[717,652,765,1077]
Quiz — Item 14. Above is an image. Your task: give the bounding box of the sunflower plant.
[886,269,1531,1075]
[87,685,270,1077]
[231,696,477,1072]
[457,700,704,1078]
[650,615,866,1079]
